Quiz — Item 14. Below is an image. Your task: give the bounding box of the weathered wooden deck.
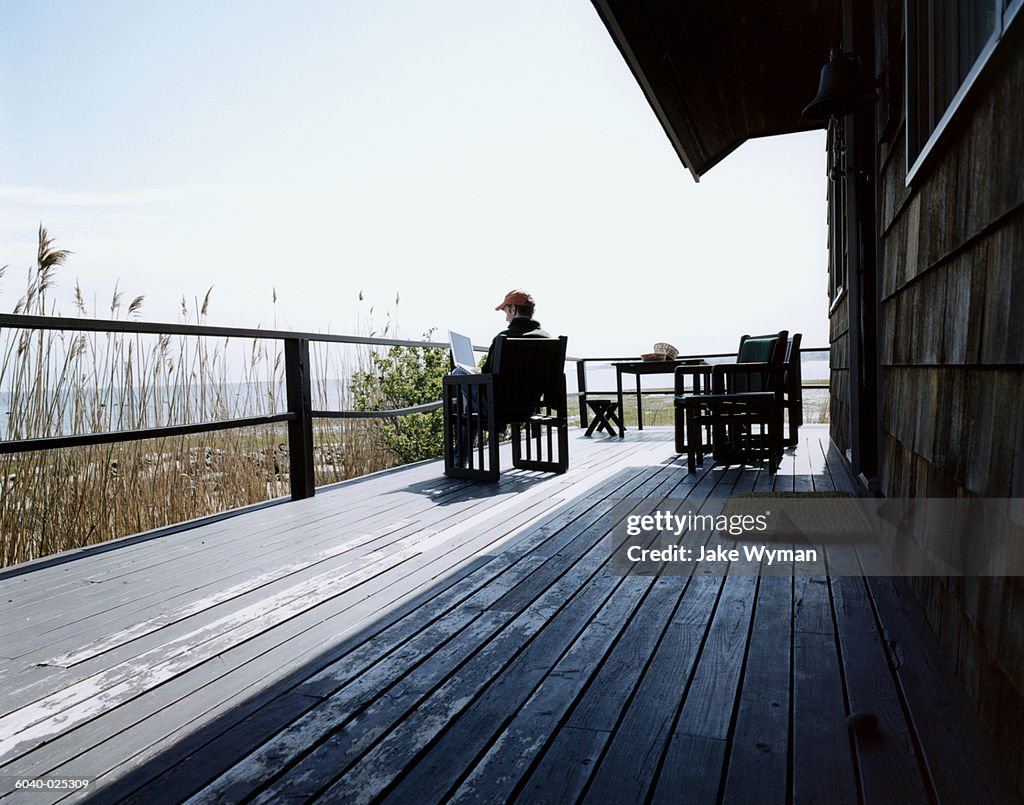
[0,426,1017,804]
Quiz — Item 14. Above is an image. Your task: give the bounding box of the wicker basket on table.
[641,342,679,361]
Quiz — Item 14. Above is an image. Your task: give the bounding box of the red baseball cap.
[495,289,534,310]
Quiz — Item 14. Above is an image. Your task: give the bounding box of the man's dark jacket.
[481,318,551,374]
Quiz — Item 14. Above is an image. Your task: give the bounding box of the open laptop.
[448,330,480,373]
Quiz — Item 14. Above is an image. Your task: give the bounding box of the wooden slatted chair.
[443,335,569,481]
[676,331,789,474]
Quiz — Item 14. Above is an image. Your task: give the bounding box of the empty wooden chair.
[676,331,789,474]
[443,335,569,481]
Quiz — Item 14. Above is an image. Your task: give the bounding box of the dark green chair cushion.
[737,336,778,363]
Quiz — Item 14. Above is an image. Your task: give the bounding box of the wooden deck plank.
[578,573,725,804]
[830,573,931,803]
[20,467,582,644]
[651,574,758,804]
[0,517,420,665]
[164,451,683,803]
[0,546,421,763]
[549,463,736,801]
[12,450,647,794]
[510,463,737,805]
[246,465,694,803]
[0,463,557,634]
[0,496,458,650]
[791,630,859,804]
[861,572,1021,804]
[0,458,462,597]
[2,512,459,693]
[93,464,672,802]
[2,494,568,786]
[803,430,834,492]
[289,543,645,802]
[382,473,705,804]
[85,596,524,802]
[0,438,653,681]
[511,574,692,805]
[0,427,1017,805]
[486,467,692,613]
[4,458,630,741]
[670,572,756,743]
[773,448,798,493]
[821,435,859,495]
[720,573,793,805]
[789,446,859,805]
[16,444,667,790]
[0,428,631,607]
[572,465,758,804]
[380,575,655,805]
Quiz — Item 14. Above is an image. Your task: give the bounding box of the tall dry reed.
[0,227,396,568]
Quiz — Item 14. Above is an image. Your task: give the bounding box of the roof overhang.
[592,0,838,180]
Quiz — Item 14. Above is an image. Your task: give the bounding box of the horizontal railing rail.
[0,313,448,349]
[0,413,294,455]
[313,402,444,419]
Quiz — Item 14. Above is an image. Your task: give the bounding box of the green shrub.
[351,332,448,464]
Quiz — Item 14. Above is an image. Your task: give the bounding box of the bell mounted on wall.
[802,49,878,120]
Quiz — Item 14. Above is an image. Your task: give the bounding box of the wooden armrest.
[443,373,494,386]
[687,391,776,401]
[677,390,775,402]
[712,362,771,376]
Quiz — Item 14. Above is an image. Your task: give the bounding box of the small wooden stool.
[585,399,623,437]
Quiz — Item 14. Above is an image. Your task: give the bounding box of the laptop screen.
[448,330,478,372]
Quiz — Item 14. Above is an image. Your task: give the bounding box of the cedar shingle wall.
[877,21,1024,792]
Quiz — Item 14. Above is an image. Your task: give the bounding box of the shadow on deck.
[0,426,1017,803]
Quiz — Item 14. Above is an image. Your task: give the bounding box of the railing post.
[284,337,315,500]
[577,360,589,430]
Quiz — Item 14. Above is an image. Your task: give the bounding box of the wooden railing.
[0,313,452,501]
[0,313,829,499]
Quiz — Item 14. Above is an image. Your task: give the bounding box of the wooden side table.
[613,359,711,438]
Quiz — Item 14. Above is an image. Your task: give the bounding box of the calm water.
[0,381,292,440]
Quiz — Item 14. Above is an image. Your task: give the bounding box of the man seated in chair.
[483,289,551,371]
[451,289,551,467]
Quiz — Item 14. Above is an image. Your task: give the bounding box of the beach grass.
[0,228,399,568]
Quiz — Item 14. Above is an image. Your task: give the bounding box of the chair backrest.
[491,335,568,424]
[732,331,788,393]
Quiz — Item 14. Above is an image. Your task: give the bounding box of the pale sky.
[0,0,829,357]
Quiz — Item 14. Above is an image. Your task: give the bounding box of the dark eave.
[592,0,838,180]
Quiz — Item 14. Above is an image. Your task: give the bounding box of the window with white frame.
[906,0,1021,178]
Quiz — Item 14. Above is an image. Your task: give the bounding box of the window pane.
[908,0,999,165]
[962,0,995,79]
[933,0,957,117]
